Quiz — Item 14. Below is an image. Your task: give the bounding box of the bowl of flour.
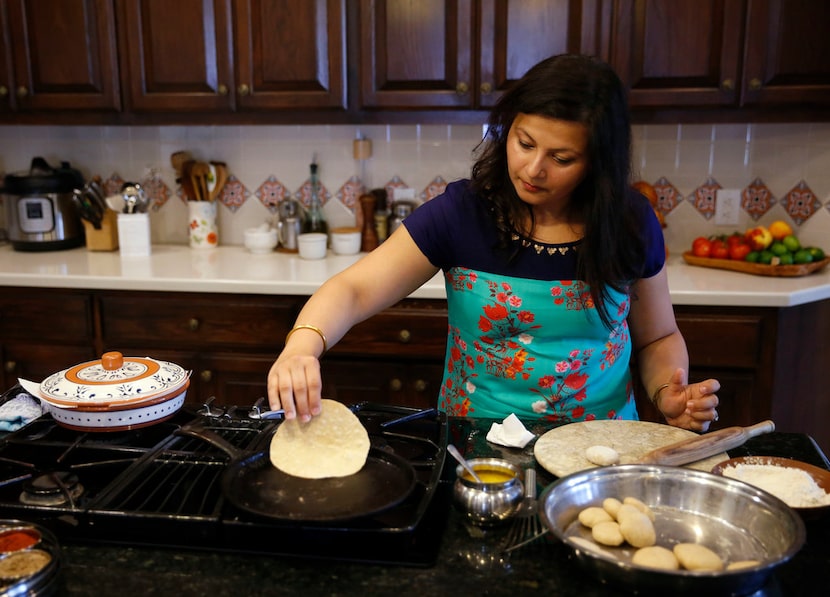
[712,456,830,520]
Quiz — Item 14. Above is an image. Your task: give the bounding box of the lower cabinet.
[2,286,828,452]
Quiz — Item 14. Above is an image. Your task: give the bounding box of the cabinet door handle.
[3,361,15,373]
[238,83,250,96]
[217,84,228,95]
[389,378,402,392]
[480,82,492,95]
[16,86,28,98]
[398,329,411,343]
[414,379,427,392]
[187,318,200,331]
[721,78,734,90]
[455,81,469,95]
[200,370,213,383]
[749,78,762,91]
[0,85,7,98]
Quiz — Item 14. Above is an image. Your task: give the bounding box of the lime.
[745,251,760,263]
[769,241,789,256]
[793,249,813,264]
[782,235,801,252]
[807,246,826,261]
[777,253,794,265]
[759,250,775,265]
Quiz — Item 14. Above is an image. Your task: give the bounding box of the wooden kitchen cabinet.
[357,0,609,111]
[610,0,830,115]
[0,0,120,113]
[0,289,97,388]
[116,0,346,114]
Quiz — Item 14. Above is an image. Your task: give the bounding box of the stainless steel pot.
[2,157,85,251]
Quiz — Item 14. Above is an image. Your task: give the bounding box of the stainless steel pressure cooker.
[2,157,85,251]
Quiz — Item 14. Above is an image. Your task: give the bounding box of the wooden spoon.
[190,161,211,202]
[209,161,227,202]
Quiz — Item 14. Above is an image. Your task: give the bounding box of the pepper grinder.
[359,193,379,252]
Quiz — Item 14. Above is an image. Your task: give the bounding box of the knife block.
[83,209,119,251]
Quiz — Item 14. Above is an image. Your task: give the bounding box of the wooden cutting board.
[534,420,729,478]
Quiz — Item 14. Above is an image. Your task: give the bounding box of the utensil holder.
[117,213,152,257]
[188,201,218,249]
[83,209,119,251]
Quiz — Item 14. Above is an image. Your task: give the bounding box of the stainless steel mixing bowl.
[539,464,805,596]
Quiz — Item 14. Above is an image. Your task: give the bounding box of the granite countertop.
[1,244,830,306]
[54,425,830,597]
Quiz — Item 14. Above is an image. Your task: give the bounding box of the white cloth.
[486,413,535,448]
[0,392,44,432]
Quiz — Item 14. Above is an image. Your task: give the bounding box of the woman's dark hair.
[470,53,645,328]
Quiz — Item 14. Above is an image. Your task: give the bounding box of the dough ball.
[614,503,642,523]
[623,496,655,521]
[673,543,725,571]
[578,506,614,528]
[602,497,622,518]
[585,444,620,466]
[619,510,656,548]
[727,560,760,571]
[632,546,679,571]
[591,521,624,546]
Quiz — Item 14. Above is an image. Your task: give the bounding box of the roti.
[269,399,371,479]
[534,420,728,478]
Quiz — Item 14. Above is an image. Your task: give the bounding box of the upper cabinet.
[609,0,830,115]
[358,0,609,111]
[0,0,120,113]
[117,0,346,113]
[0,0,827,123]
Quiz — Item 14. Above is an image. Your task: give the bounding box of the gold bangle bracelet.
[651,382,671,407]
[285,324,328,353]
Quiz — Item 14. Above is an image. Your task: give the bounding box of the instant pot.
[2,156,85,251]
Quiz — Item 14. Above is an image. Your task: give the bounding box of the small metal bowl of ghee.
[452,458,523,526]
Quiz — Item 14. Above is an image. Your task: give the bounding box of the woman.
[268,54,719,431]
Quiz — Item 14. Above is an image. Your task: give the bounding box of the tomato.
[728,241,751,261]
[710,239,729,259]
[726,233,744,248]
[691,237,712,257]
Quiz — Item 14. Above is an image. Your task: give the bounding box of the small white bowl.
[297,233,328,259]
[330,227,362,255]
[244,227,278,254]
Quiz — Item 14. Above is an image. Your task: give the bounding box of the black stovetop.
[0,391,450,567]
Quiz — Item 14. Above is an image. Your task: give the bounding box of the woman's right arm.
[267,226,439,420]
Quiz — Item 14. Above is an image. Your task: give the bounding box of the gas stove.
[0,388,450,566]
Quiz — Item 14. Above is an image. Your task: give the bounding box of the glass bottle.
[303,160,328,234]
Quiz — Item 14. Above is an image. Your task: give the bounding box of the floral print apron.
[438,266,638,422]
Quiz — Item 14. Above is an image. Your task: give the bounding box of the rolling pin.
[636,420,775,466]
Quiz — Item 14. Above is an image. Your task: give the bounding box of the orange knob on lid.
[101,352,124,370]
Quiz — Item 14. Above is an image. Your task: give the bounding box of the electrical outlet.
[715,189,741,226]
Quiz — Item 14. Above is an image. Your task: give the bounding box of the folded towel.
[0,392,45,432]
[486,413,535,448]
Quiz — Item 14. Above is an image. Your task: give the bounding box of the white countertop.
[1,244,829,307]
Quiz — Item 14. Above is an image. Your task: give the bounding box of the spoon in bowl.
[447,444,483,483]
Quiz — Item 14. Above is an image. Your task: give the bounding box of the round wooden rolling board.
[534,420,729,478]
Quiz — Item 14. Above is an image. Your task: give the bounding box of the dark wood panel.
[233,0,347,109]
[117,0,234,112]
[674,307,768,369]
[98,291,300,348]
[610,0,744,107]
[0,289,93,341]
[741,0,830,106]
[1,343,97,388]
[6,0,120,111]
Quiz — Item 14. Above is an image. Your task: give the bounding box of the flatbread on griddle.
[269,399,370,479]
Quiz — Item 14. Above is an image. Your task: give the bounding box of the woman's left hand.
[656,368,720,432]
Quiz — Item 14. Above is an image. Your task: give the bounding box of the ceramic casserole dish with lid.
[30,351,190,431]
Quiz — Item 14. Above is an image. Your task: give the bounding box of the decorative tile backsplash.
[0,122,828,252]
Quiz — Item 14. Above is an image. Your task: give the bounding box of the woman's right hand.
[267,353,324,422]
